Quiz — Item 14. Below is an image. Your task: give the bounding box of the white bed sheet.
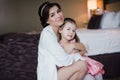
[76,28,120,56]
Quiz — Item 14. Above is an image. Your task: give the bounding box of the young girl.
[59,18,105,80]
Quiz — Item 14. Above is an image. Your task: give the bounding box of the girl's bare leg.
[57,60,87,80]
[69,71,81,80]
[69,61,87,80]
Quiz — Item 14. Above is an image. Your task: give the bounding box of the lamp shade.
[87,0,97,10]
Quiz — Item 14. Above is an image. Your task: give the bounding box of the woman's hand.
[79,50,87,56]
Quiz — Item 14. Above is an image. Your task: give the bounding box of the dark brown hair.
[59,18,80,42]
[38,1,61,28]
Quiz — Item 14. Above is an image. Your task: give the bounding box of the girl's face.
[59,22,76,41]
[47,6,64,27]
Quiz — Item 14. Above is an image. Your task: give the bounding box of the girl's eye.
[67,28,70,30]
[72,30,75,32]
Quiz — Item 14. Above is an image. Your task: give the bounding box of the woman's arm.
[39,28,73,66]
[74,42,87,56]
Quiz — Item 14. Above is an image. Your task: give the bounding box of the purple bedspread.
[0,33,40,80]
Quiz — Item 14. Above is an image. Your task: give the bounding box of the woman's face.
[47,6,64,27]
[59,22,76,41]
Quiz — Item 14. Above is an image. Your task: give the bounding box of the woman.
[37,1,87,80]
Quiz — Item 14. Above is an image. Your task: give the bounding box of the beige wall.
[0,0,88,35]
[59,0,88,28]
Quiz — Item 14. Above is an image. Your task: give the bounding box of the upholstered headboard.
[106,1,120,12]
[87,11,120,29]
[87,14,103,29]
[87,1,120,29]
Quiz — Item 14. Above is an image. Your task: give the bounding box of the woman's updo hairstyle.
[38,1,61,28]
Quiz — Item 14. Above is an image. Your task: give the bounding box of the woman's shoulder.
[41,25,52,34]
[41,25,55,37]
[42,25,51,31]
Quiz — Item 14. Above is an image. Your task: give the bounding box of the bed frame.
[89,52,120,79]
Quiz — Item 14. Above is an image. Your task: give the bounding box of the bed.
[0,2,120,80]
[0,31,119,80]
[76,11,120,79]
[76,28,120,56]
[0,17,119,80]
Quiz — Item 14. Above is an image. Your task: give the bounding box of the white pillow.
[114,11,120,27]
[100,11,120,29]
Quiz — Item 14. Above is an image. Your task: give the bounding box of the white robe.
[37,25,82,80]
